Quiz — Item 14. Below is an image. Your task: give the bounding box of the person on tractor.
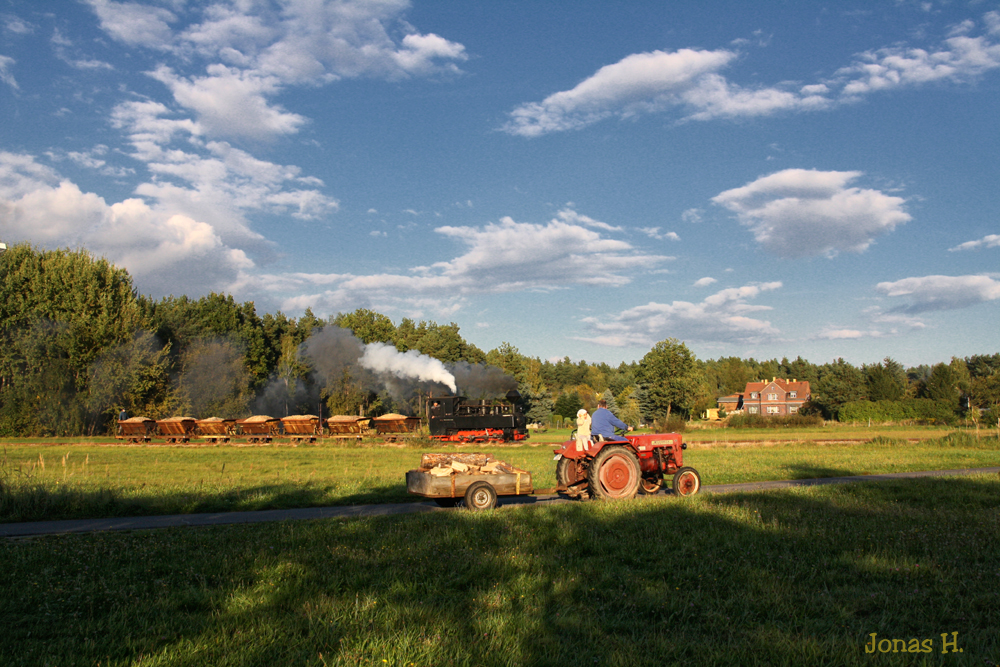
[591,399,632,442]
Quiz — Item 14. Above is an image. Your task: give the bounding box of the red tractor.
[554,431,701,500]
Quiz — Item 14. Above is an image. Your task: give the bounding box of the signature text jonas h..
[865,632,962,654]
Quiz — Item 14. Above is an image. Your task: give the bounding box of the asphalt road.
[2,466,998,538]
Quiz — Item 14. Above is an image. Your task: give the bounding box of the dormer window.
[789,391,797,398]
[750,392,758,399]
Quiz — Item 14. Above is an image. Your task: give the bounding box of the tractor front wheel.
[672,467,701,497]
[640,475,663,494]
[587,445,641,500]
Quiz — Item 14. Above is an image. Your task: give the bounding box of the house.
[717,394,743,413]
[740,378,810,416]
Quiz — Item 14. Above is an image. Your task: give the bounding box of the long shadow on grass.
[0,480,415,522]
[2,476,999,666]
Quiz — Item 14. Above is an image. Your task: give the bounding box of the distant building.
[717,378,811,416]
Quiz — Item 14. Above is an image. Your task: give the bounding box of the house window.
[766,406,779,414]
[789,406,799,413]
[767,393,778,401]
[789,391,797,398]
[748,406,758,414]
[750,392,758,399]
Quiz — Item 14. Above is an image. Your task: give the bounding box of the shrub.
[838,399,959,424]
[726,413,823,429]
[652,415,687,433]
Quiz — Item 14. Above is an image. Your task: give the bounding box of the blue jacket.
[591,408,628,440]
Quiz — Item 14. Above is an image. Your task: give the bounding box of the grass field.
[1,431,998,523]
[1,474,997,666]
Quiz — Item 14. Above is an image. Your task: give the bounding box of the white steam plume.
[359,342,457,393]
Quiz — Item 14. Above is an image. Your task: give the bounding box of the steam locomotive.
[428,389,528,443]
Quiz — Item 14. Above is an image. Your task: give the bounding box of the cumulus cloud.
[0,151,252,296]
[712,169,910,257]
[693,277,717,287]
[503,12,1000,136]
[949,233,1000,251]
[257,211,671,316]
[577,282,782,347]
[108,100,337,245]
[639,227,680,241]
[88,0,467,141]
[0,54,17,90]
[876,274,1000,313]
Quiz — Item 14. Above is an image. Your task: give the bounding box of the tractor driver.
[591,399,632,442]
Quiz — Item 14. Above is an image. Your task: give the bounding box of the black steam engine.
[428,389,528,443]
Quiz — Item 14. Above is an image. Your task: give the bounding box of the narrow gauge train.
[428,389,528,443]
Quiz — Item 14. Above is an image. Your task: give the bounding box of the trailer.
[406,452,533,510]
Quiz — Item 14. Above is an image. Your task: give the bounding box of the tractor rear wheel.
[464,481,498,511]
[672,467,701,497]
[587,445,641,500]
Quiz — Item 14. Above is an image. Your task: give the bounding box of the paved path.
[3,466,998,538]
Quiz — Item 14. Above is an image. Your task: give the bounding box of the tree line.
[2,244,998,436]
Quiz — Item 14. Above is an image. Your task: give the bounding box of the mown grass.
[1,474,998,666]
[1,432,998,523]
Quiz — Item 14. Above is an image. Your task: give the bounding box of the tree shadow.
[2,476,998,666]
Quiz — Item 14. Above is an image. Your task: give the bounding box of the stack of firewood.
[419,452,525,477]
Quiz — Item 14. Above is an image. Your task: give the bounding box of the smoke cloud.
[360,342,457,393]
[253,326,517,417]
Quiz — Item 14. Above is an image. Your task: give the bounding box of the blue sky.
[1,0,998,368]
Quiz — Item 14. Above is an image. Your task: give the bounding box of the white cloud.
[149,64,307,140]
[0,54,17,90]
[86,0,176,47]
[949,233,1000,251]
[876,274,1000,313]
[693,277,717,287]
[89,0,467,142]
[503,12,1000,136]
[712,169,910,257]
[577,281,782,347]
[681,208,703,224]
[816,328,867,340]
[258,212,671,316]
[0,151,252,296]
[502,48,739,136]
[640,226,680,241]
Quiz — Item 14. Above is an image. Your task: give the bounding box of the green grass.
[1,431,998,523]
[1,474,998,666]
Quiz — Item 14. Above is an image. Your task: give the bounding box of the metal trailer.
[117,417,156,443]
[156,417,197,443]
[406,468,533,511]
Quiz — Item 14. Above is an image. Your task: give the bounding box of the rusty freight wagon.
[196,417,236,442]
[326,415,370,439]
[117,416,156,443]
[237,415,280,442]
[281,415,322,442]
[156,417,197,443]
[371,413,422,437]
[406,453,533,511]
